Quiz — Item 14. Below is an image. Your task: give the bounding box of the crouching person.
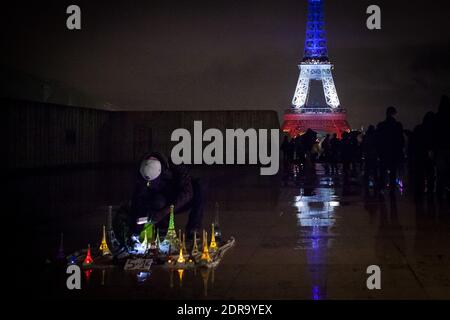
[113,152,207,250]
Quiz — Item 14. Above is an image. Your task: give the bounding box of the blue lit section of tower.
[303,0,329,62]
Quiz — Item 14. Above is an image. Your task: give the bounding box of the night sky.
[2,0,450,129]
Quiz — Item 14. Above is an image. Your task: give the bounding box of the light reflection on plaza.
[294,182,339,300]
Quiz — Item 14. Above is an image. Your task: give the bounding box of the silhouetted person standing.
[329,133,340,174]
[302,129,318,175]
[288,137,295,162]
[422,112,436,194]
[341,132,353,182]
[376,107,405,192]
[281,135,290,165]
[281,135,295,176]
[434,95,450,200]
[410,112,436,197]
[294,135,304,166]
[321,134,331,174]
[410,122,426,197]
[362,125,378,185]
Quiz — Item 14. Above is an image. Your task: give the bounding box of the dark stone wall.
[6,99,111,169]
[108,110,281,163]
[6,99,280,170]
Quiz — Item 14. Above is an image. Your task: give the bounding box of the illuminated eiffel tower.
[200,230,211,263]
[164,205,178,248]
[99,225,112,256]
[191,231,199,256]
[282,0,350,138]
[209,224,218,252]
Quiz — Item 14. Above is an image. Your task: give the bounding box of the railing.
[285,107,346,114]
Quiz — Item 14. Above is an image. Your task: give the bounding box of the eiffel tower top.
[303,0,329,63]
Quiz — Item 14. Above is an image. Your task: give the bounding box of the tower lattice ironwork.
[283,0,350,137]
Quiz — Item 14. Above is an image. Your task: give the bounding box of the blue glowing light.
[137,272,151,283]
[303,0,329,61]
[312,285,321,300]
[68,255,77,265]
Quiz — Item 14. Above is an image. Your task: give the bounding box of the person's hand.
[136,216,148,225]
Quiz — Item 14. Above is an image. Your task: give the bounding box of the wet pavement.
[12,164,450,299]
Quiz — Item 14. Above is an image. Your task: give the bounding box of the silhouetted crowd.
[281,95,450,201]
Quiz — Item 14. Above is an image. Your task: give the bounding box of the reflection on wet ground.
[12,164,450,299]
[294,183,338,300]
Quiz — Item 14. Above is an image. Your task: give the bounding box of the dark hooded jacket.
[130,152,193,224]
[376,116,405,163]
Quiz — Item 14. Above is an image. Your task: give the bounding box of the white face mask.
[140,157,162,181]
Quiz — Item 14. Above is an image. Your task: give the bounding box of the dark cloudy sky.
[2,0,450,129]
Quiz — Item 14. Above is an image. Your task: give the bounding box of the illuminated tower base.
[282,111,350,138]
